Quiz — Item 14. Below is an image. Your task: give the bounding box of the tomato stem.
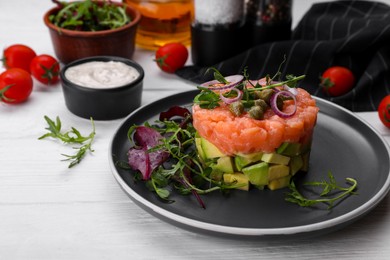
[40,62,59,85]
[0,84,16,103]
[154,54,172,71]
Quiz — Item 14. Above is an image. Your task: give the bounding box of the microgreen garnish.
[193,87,221,109]
[38,116,96,168]
[50,0,130,31]
[285,171,358,209]
[193,66,305,112]
[205,67,229,84]
[125,113,245,208]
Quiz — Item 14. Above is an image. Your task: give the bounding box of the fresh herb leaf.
[126,113,242,208]
[285,171,358,209]
[193,87,221,109]
[194,73,306,109]
[39,116,96,168]
[205,67,228,84]
[50,0,130,31]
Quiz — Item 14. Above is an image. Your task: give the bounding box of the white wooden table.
[1,1,390,259]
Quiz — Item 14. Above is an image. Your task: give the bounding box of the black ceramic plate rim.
[108,90,390,237]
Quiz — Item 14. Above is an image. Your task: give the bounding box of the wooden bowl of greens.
[44,0,141,64]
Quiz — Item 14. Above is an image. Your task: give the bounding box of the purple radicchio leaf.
[128,126,169,180]
[128,147,151,180]
[159,106,192,128]
[133,126,163,148]
[159,106,191,121]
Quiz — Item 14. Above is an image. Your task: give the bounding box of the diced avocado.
[242,161,269,186]
[234,152,263,171]
[268,164,290,181]
[195,137,206,161]
[276,142,302,156]
[223,173,250,191]
[276,142,289,154]
[212,156,234,173]
[210,169,223,181]
[290,155,303,176]
[235,156,250,171]
[268,175,291,190]
[200,137,225,158]
[240,152,264,161]
[208,157,234,181]
[261,153,290,165]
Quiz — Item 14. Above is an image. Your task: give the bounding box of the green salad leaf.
[38,115,96,168]
[49,0,130,31]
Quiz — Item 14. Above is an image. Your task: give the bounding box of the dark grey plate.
[109,90,390,238]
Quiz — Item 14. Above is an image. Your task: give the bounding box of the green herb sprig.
[127,118,245,208]
[193,63,305,110]
[38,116,96,168]
[285,171,358,209]
[50,0,130,31]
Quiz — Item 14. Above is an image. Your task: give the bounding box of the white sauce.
[65,61,140,89]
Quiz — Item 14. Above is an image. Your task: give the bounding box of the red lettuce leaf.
[128,126,169,180]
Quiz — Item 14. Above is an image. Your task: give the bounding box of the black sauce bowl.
[60,56,144,120]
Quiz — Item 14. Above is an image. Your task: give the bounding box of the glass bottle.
[191,0,246,66]
[123,0,194,50]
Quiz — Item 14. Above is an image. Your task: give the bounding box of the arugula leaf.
[50,0,130,31]
[285,171,358,209]
[205,67,229,84]
[39,116,96,168]
[193,87,221,109]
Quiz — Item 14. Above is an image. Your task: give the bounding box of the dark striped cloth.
[176,0,390,112]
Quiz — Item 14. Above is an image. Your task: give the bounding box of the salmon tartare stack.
[193,72,319,190]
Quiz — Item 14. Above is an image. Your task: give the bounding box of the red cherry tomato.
[30,54,60,85]
[320,66,355,96]
[378,95,390,128]
[0,68,33,104]
[2,44,37,72]
[155,43,188,73]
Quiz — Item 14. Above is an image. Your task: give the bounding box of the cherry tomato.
[320,66,355,96]
[155,43,188,73]
[30,54,60,85]
[378,95,390,128]
[0,68,33,103]
[2,44,37,72]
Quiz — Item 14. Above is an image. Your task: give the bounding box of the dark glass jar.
[191,22,245,67]
[191,0,246,67]
[244,0,293,48]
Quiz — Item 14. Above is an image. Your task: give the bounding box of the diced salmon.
[192,88,319,155]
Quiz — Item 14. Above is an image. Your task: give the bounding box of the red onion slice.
[220,88,243,104]
[270,90,297,118]
[283,85,298,95]
[201,75,244,91]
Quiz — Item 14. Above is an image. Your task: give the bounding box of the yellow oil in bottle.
[124,0,193,50]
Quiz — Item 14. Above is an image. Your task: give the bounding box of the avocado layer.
[195,136,311,191]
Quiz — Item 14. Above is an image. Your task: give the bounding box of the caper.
[254,99,268,111]
[229,101,244,116]
[258,89,274,104]
[252,90,262,99]
[249,106,264,120]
